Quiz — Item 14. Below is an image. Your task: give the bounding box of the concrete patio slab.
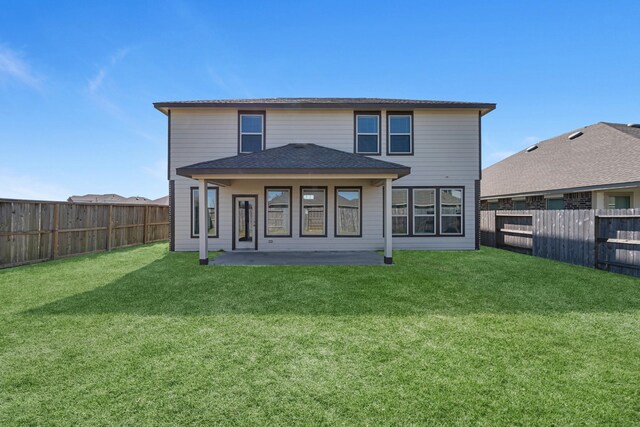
[209,251,385,266]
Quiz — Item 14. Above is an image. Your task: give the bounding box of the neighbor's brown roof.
[481,122,640,199]
[154,98,495,115]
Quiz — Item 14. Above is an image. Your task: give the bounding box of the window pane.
[414,216,435,234]
[302,189,325,235]
[392,217,407,235]
[414,189,435,215]
[389,115,411,133]
[392,189,408,213]
[337,189,360,236]
[389,135,411,153]
[547,198,563,210]
[267,189,290,236]
[488,202,498,210]
[392,189,408,235]
[357,135,378,153]
[357,115,378,133]
[441,189,462,214]
[241,115,262,133]
[513,200,526,210]
[608,196,631,209]
[241,134,263,152]
[192,188,217,236]
[441,216,461,234]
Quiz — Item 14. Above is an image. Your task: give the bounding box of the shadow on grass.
[25,248,640,317]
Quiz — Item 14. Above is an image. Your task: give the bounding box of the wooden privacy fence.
[481,209,640,277]
[0,199,169,269]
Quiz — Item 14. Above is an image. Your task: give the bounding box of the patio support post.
[198,179,208,265]
[384,178,393,264]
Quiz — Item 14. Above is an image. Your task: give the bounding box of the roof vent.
[292,143,306,148]
[526,145,538,152]
[627,123,640,128]
[568,131,583,140]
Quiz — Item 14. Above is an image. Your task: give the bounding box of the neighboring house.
[68,194,168,205]
[152,196,170,206]
[481,122,640,210]
[154,98,495,264]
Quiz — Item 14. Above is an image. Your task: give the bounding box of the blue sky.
[1,1,638,200]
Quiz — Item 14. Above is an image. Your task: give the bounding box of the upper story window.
[354,112,380,154]
[387,112,413,155]
[239,111,265,153]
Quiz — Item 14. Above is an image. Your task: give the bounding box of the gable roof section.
[481,122,640,198]
[154,97,495,116]
[176,143,411,178]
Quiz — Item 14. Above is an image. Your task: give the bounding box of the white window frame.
[439,188,464,236]
[413,188,436,235]
[391,188,409,236]
[265,188,291,237]
[355,114,380,154]
[239,113,264,153]
[387,114,413,154]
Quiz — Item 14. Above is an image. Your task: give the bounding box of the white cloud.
[0,168,71,201]
[87,47,131,94]
[0,44,41,88]
[88,69,106,93]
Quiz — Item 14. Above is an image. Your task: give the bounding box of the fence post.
[593,214,599,270]
[106,205,113,251]
[143,205,149,244]
[51,203,59,260]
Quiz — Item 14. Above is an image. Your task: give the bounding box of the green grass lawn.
[1,243,639,426]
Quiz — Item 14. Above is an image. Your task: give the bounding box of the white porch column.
[384,178,393,264]
[198,179,209,265]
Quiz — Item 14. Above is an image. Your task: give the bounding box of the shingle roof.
[154,97,495,115]
[481,122,640,198]
[176,143,411,178]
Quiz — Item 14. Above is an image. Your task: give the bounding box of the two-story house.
[154,98,495,264]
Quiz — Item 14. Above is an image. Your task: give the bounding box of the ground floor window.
[335,187,361,236]
[393,186,465,236]
[413,188,435,235]
[440,188,463,235]
[607,194,631,209]
[191,187,218,237]
[392,189,409,235]
[300,187,327,236]
[265,187,291,237]
[513,200,527,210]
[547,198,564,210]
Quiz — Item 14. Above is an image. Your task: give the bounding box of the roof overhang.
[154,101,496,116]
[481,180,640,200]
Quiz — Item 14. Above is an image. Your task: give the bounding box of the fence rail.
[0,199,169,269]
[481,209,640,277]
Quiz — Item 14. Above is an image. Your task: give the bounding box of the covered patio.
[176,143,411,265]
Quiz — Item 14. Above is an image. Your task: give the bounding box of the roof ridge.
[600,122,640,139]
